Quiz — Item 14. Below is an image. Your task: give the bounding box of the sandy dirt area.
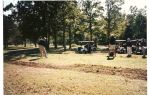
[4,63,146,95]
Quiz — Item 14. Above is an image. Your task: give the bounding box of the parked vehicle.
[76,41,96,54]
[115,40,126,54]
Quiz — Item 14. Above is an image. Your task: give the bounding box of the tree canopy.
[3,1,147,49]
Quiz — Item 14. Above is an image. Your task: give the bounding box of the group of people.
[37,35,147,58]
[108,34,147,58]
[124,38,147,58]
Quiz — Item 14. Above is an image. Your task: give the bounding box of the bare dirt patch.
[8,61,147,80]
[4,63,147,95]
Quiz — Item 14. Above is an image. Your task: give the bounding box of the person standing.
[126,38,132,57]
[44,37,49,51]
[37,37,48,58]
[135,39,141,54]
[108,34,116,57]
[141,38,146,58]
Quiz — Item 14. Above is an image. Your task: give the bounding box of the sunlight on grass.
[20,51,146,69]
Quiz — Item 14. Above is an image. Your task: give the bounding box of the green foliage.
[105,0,124,38]
[82,0,104,41]
[3,0,147,47]
[3,3,14,11]
[122,6,147,39]
[3,15,19,48]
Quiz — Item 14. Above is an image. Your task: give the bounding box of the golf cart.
[131,39,147,55]
[116,39,147,55]
[76,41,96,54]
[115,40,126,54]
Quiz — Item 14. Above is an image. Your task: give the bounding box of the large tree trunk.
[34,43,37,47]
[47,33,50,49]
[63,28,66,51]
[4,35,8,49]
[63,18,66,51]
[89,17,92,41]
[34,42,37,47]
[90,22,92,41]
[4,40,8,49]
[46,30,50,51]
[69,25,72,50]
[107,22,111,39]
[107,4,112,42]
[52,18,57,49]
[4,25,8,49]
[54,30,57,49]
[24,39,27,47]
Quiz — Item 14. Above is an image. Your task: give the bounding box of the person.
[108,34,116,57]
[44,37,49,51]
[135,39,141,54]
[84,43,91,53]
[141,38,146,58]
[126,38,132,57]
[88,43,91,53]
[37,37,48,58]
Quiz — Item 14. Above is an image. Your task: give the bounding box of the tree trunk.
[63,18,66,51]
[52,20,57,49]
[89,17,92,41]
[54,30,57,49]
[47,30,50,51]
[4,41,8,49]
[107,22,111,39]
[4,26,8,49]
[24,39,26,47]
[107,6,111,42]
[63,29,66,51]
[47,33,50,50]
[34,43,37,47]
[90,23,92,41]
[69,25,72,50]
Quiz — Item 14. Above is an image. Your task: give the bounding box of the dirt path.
[8,61,147,80]
[4,63,147,95]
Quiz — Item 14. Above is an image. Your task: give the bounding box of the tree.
[113,13,126,39]
[123,6,147,39]
[65,1,80,49]
[12,1,57,47]
[105,0,124,40]
[3,15,17,48]
[12,1,35,47]
[53,1,80,50]
[82,0,103,41]
[3,3,18,49]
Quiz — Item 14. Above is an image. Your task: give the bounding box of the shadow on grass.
[4,48,39,62]
[4,47,70,62]
[4,46,106,62]
[29,58,41,61]
[107,56,115,60]
[47,48,64,54]
[4,47,29,51]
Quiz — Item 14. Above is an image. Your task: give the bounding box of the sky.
[121,0,146,13]
[3,0,147,15]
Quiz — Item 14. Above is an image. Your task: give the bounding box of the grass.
[19,51,146,69]
[4,45,147,95]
